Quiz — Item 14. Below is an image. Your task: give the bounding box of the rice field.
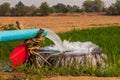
[0,26,120,80]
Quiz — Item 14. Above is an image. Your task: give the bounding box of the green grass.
[0,41,22,60]
[0,26,120,78]
[59,26,120,64]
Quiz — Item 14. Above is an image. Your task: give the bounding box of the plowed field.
[0,15,120,32]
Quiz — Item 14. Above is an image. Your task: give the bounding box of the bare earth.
[0,15,120,80]
[45,76,120,80]
[0,15,120,33]
[0,72,120,80]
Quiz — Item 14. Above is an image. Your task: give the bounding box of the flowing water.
[40,29,106,67]
[45,29,65,52]
[43,29,100,55]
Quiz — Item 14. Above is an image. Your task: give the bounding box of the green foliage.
[53,3,81,13]
[11,1,28,16]
[0,1,115,16]
[0,25,120,77]
[44,26,120,77]
[10,1,37,16]
[69,5,82,13]
[0,2,10,16]
[94,0,104,12]
[107,0,120,15]
[15,1,25,8]
[0,41,22,60]
[39,2,50,16]
[27,5,37,16]
[0,24,22,60]
[17,26,120,77]
[49,7,55,13]
[53,3,67,13]
[59,27,120,64]
[82,0,94,12]
[82,0,104,12]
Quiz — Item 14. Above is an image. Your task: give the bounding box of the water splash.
[44,29,100,55]
[45,29,65,52]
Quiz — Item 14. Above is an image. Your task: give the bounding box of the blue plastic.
[0,28,48,42]
[42,28,48,37]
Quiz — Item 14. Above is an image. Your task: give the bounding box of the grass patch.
[59,26,120,64]
[0,41,22,60]
[0,26,120,78]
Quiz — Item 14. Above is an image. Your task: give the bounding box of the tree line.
[0,0,120,16]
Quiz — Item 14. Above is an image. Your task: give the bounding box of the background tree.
[10,1,28,16]
[0,2,10,16]
[52,3,67,13]
[10,7,17,16]
[94,0,104,12]
[26,5,37,16]
[82,0,104,12]
[82,0,94,12]
[107,0,120,15]
[39,2,50,16]
[72,5,82,12]
[49,7,55,13]
[66,5,82,13]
